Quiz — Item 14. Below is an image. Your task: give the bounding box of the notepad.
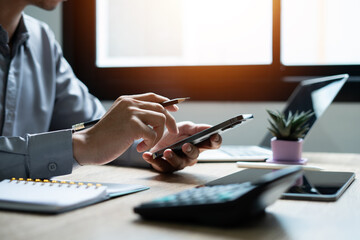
[0,178,149,214]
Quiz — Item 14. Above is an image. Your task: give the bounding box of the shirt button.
[48,163,57,172]
[7,112,14,119]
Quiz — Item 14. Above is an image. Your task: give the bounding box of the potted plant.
[266,109,314,165]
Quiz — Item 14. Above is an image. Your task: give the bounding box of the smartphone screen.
[205,169,355,201]
[152,114,253,159]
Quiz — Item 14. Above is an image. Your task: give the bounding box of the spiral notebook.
[0,178,149,214]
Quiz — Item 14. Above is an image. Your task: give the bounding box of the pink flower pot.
[270,137,305,164]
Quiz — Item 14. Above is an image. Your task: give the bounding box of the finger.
[134,118,159,152]
[135,101,178,134]
[177,122,212,136]
[164,104,179,112]
[162,108,178,134]
[128,93,179,112]
[196,134,223,151]
[142,152,176,173]
[128,92,170,103]
[165,148,197,169]
[181,143,200,160]
[135,109,167,150]
[163,149,186,170]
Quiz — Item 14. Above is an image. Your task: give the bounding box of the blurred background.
[25,0,360,153]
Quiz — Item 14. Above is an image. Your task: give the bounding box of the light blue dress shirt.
[0,15,146,180]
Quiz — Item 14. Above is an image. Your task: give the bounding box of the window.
[63,0,359,101]
[96,0,272,67]
[281,0,360,66]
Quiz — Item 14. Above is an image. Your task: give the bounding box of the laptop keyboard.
[220,145,272,157]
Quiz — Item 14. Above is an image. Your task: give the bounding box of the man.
[0,0,222,180]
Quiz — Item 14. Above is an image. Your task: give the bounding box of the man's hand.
[72,93,178,165]
[142,121,222,173]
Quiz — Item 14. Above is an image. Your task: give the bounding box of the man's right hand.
[72,93,178,165]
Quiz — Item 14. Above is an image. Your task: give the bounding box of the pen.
[72,97,190,132]
[161,97,190,107]
[236,161,323,171]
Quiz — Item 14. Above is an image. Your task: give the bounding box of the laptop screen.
[259,74,349,148]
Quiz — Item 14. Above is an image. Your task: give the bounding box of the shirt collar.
[0,24,9,55]
[12,15,30,50]
[0,14,30,57]
[0,25,8,44]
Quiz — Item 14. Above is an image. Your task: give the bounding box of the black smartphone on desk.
[152,114,253,159]
[206,169,355,201]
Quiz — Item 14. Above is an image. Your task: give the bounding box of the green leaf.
[266,109,314,140]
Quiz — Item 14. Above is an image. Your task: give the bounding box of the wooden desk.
[1,153,360,240]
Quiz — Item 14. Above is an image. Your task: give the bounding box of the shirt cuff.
[27,129,75,179]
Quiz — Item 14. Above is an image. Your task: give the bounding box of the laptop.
[198,74,349,162]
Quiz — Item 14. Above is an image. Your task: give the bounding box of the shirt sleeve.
[0,129,74,180]
[0,20,105,180]
[49,30,106,131]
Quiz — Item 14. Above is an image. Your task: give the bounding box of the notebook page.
[0,180,107,212]
[52,179,150,198]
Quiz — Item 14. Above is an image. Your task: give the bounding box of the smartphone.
[205,168,355,201]
[152,114,253,159]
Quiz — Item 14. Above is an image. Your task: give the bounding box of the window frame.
[62,0,360,101]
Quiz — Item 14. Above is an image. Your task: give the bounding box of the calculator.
[134,166,302,226]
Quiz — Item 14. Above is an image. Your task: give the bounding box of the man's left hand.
[142,121,222,173]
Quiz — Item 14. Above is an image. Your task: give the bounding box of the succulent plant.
[266,109,314,141]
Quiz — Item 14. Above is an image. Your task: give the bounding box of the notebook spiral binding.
[10,178,102,188]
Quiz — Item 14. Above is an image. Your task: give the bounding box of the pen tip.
[179,97,190,102]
